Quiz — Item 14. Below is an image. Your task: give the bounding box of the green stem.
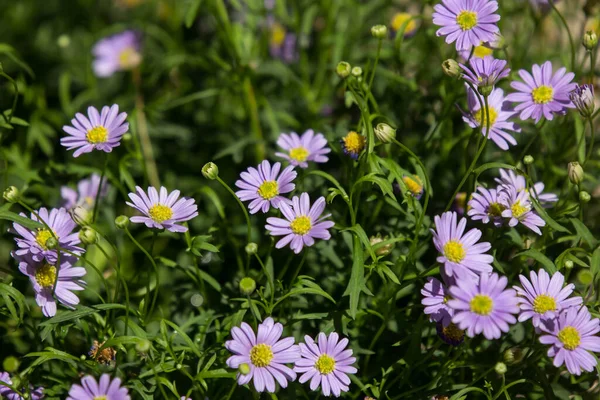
[92,154,108,223]
[60,247,106,303]
[95,241,129,334]
[548,0,575,71]
[584,117,595,165]
[367,38,383,92]
[0,71,19,123]
[124,227,159,318]
[216,176,252,244]
[289,251,307,286]
[243,76,265,162]
[255,253,274,310]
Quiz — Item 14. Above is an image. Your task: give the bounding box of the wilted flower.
[390,12,418,38]
[340,131,366,160]
[67,374,130,400]
[0,371,44,400]
[235,160,296,214]
[569,84,595,118]
[89,340,117,365]
[92,30,141,77]
[275,130,331,168]
[61,174,109,210]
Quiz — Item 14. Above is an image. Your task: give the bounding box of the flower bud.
[494,362,507,375]
[569,84,595,118]
[115,215,130,229]
[45,237,58,250]
[351,66,363,77]
[374,123,396,143]
[583,30,598,50]
[135,338,151,353]
[79,226,98,245]
[202,162,219,180]
[239,277,256,295]
[239,363,251,375]
[245,242,258,255]
[478,84,493,97]
[122,133,133,142]
[523,155,534,165]
[2,356,20,372]
[568,161,584,185]
[371,24,387,39]
[442,59,461,79]
[503,347,524,365]
[370,235,393,256]
[564,260,574,269]
[336,61,351,79]
[579,191,591,203]
[578,269,594,285]
[3,186,19,203]
[70,206,91,226]
[57,34,71,48]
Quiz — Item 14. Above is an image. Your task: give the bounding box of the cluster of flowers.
[225,317,357,396]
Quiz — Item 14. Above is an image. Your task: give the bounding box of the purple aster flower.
[294,332,357,397]
[92,30,142,77]
[12,207,82,264]
[67,374,130,400]
[431,211,493,280]
[61,173,109,210]
[460,56,510,89]
[269,22,298,63]
[462,87,521,150]
[569,84,595,117]
[495,169,558,206]
[498,184,546,235]
[235,160,296,214]
[390,12,419,38]
[514,269,583,328]
[505,61,576,123]
[275,130,331,168]
[61,105,129,157]
[539,306,600,376]
[436,322,465,346]
[265,193,335,254]
[421,273,456,327]
[225,317,300,392]
[126,186,198,233]
[0,372,44,400]
[432,0,500,51]
[448,272,520,339]
[467,186,505,226]
[17,254,85,317]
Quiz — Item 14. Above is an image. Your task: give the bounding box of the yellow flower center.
[487,202,505,217]
[270,23,286,47]
[249,343,273,368]
[443,295,450,304]
[558,326,581,351]
[342,131,366,156]
[93,397,108,400]
[456,10,478,31]
[86,126,108,144]
[290,216,312,235]
[473,106,499,127]
[315,354,336,375]
[442,323,465,342]
[473,45,493,58]
[118,47,141,69]
[257,180,279,200]
[35,264,57,288]
[532,85,554,104]
[391,13,417,34]
[443,240,466,263]
[403,175,423,196]
[35,229,55,250]
[470,294,493,315]
[533,294,557,314]
[289,147,309,162]
[84,196,94,206]
[511,201,529,218]
[148,204,173,223]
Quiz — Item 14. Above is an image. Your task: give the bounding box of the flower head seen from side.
[12,207,82,263]
[269,22,298,63]
[0,371,44,400]
[275,130,331,168]
[432,0,500,51]
[61,173,109,210]
[422,274,455,327]
[265,193,334,254]
[498,184,546,235]
[505,61,576,122]
[61,105,129,157]
[467,186,506,226]
[431,211,493,280]
[225,317,300,392]
[402,174,424,200]
[390,12,419,38]
[92,30,141,77]
[294,332,357,397]
[539,306,600,376]
[126,186,198,233]
[460,56,510,90]
[235,160,296,214]
[436,322,465,346]
[448,272,520,339]
[514,269,583,328]
[67,374,130,400]
[569,84,595,118]
[17,254,85,317]
[495,168,558,206]
[340,131,366,160]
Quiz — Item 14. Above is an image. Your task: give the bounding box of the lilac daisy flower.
[17,254,85,317]
[467,186,505,226]
[12,207,82,264]
[539,306,600,376]
[448,272,520,339]
[505,61,576,122]
[67,374,130,400]
[421,274,456,327]
[462,87,521,150]
[431,211,493,280]
[126,186,198,233]
[294,332,357,397]
[61,173,109,210]
[432,0,500,51]
[460,56,510,89]
[61,105,129,157]
[514,269,583,328]
[235,160,296,214]
[225,317,300,392]
[92,30,142,77]
[269,22,298,64]
[0,372,44,400]
[265,193,335,254]
[275,130,331,168]
[498,185,546,235]
[495,169,558,205]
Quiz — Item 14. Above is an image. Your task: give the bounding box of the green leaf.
[162,319,202,357]
[0,209,43,230]
[342,224,377,262]
[513,249,556,273]
[185,0,203,28]
[570,218,598,248]
[199,186,225,219]
[592,247,600,284]
[0,282,27,321]
[352,172,395,199]
[40,304,126,326]
[530,198,570,234]
[343,235,369,319]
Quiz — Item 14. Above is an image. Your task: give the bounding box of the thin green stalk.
[96,241,129,334]
[124,227,159,318]
[92,154,109,223]
[0,71,18,123]
[243,76,265,162]
[584,117,595,165]
[60,247,107,303]
[254,253,274,310]
[216,176,252,244]
[548,0,575,71]
[367,38,383,92]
